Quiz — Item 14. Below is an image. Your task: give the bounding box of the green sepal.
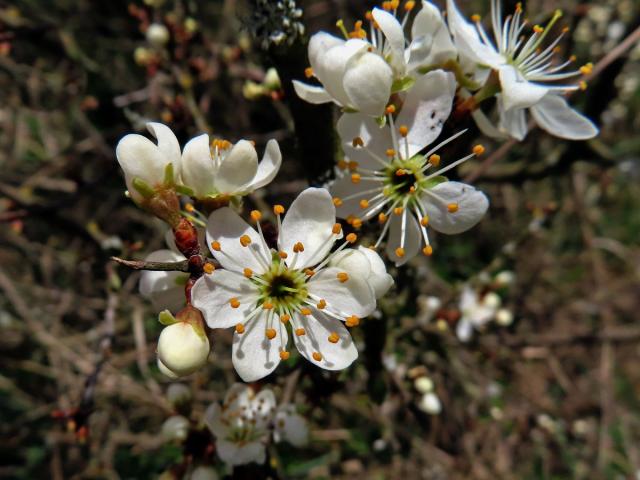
[163,163,175,185]
[190,320,208,341]
[173,275,189,287]
[424,176,448,189]
[132,177,156,199]
[175,184,195,196]
[342,106,358,114]
[391,76,415,94]
[375,115,387,128]
[158,309,178,326]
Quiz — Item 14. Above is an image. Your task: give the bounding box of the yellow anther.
[580,63,593,75]
[428,154,441,167]
[553,46,561,54]
[293,242,305,253]
[230,298,240,308]
[409,186,416,193]
[351,173,361,184]
[421,216,429,226]
[345,315,360,327]
[317,299,327,309]
[404,1,416,12]
[352,136,364,147]
[337,159,348,170]
[279,350,290,360]
[386,148,396,157]
[393,207,403,215]
[533,25,543,33]
[185,203,195,212]
[304,268,315,277]
[348,160,359,171]
[328,332,340,343]
[385,104,396,115]
[250,210,262,222]
[203,263,215,274]
[278,251,288,259]
[239,235,252,247]
[399,125,409,137]
[235,323,245,334]
[333,197,343,207]
[447,203,459,213]
[473,144,485,156]
[515,2,522,13]
[359,199,369,209]
[273,204,285,215]
[569,55,577,62]
[352,218,363,229]
[579,80,587,91]
[422,245,433,256]
[471,14,481,22]
[304,67,314,78]
[211,241,221,251]
[337,272,349,283]
[295,328,306,336]
[332,223,342,235]
[300,307,312,316]
[391,0,400,8]
[265,328,277,339]
[280,314,290,323]
[378,212,387,223]
[243,267,253,278]
[346,233,358,243]
[382,1,392,11]
[312,351,323,361]
[395,247,405,258]
[395,168,406,176]
[562,26,570,33]
[263,301,274,310]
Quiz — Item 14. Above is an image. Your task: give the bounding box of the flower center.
[383,155,427,204]
[255,258,308,312]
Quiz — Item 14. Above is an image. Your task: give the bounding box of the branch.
[110,256,190,272]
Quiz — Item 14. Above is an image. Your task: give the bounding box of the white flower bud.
[134,46,152,66]
[157,322,210,377]
[147,23,170,47]
[161,415,190,442]
[190,466,219,480]
[495,308,513,326]
[157,358,179,379]
[482,292,502,310]
[418,392,442,415]
[167,383,192,407]
[495,270,515,287]
[414,376,434,394]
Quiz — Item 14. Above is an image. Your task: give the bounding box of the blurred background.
[1,0,639,478]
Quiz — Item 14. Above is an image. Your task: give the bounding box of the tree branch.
[110,256,190,272]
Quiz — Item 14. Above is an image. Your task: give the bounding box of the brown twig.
[110,256,190,272]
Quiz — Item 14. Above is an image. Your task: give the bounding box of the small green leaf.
[375,115,387,128]
[342,106,358,113]
[175,184,195,196]
[424,176,448,189]
[391,76,415,93]
[132,178,156,199]
[163,163,174,185]
[158,310,177,326]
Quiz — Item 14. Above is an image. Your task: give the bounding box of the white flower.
[273,404,309,447]
[447,0,598,140]
[330,70,489,266]
[418,392,442,414]
[416,295,441,325]
[146,23,170,47]
[191,188,378,381]
[157,321,210,377]
[139,249,188,313]
[115,122,181,203]
[180,136,281,200]
[495,308,513,326]
[293,2,454,116]
[455,286,501,342]
[189,466,219,480]
[161,415,190,442]
[414,376,434,394]
[204,384,276,467]
[329,245,393,299]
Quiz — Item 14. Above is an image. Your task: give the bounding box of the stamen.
[471,14,481,22]
[230,298,240,308]
[352,136,364,147]
[203,263,215,274]
[385,105,396,115]
[393,207,404,215]
[332,223,342,235]
[399,125,408,137]
[293,242,305,253]
[386,148,396,157]
[351,218,363,229]
[279,350,290,360]
[304,268,315,277]
[243,268,253,278]
[346,233,357,243]
[533,25,543,33]
[295,328,306,336]
[348,160,359,171]
[278,251,288,259]
[447,203,459,213]
[378,212,387,223]
[304,67,314,78]
[211,241,221,251]
[421,216,429,226]
[328,332,340,343]
[395,247,405,258]
[360,199,370,209]
[337,272,349,283]
[579,81,587,91]
[265,328,277,339]
[579,62,593,75]
[235,323,245,334]
[300,307,312,316]
[422,245,434,256]
[240,235,252,247]
[404,1,415,12]
[333,197,343,207]
[345,315,360,327]
[280,314,290,323]
[317,299,327,309]
[263,301,274,310]
[351,173,361,184]
[312,352,323,361]
[250,210,262,222]
[273,204,285,215]
[472,144,485,156]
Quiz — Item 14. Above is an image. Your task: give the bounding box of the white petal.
[232,312,286,382]
[336,112,392,169]
[386,213,421,266]
[530,94,598,140]
[316,39,369,107]
[206,207,271,274]
[252,389,277,430]
[157,358,180,379]
[274,405,309,447]
[216,439,266,466]
[139,249,187,313]
[497,97,528,140]
[204,403,227,438]
[329,173,368,220]
[446,0,503,68]
[423,181,489,234]
[499,65,549,112]
[292,311,358,370]
[223,383,253,411]
[459,285,479,312]
[181,133,216,197]
[279,188,339,269]
[191,270,260,329]
[343,51,393,116]
[292,80,334,104]
[356,246,393,298]
[115,134,167,195]
[408,2,456,70]
[456,317,474,342]
[214,140,259,194]
[372,8,406,75]
[308,32,345,72]
[146,122,181,176]
[396,70,456,156]
[469,100,510,140]
[248,139,282,190]
[307,266,375,317]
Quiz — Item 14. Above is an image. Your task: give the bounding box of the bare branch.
[110,256,190,272]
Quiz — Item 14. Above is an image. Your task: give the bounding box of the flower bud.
[494,270,515,287]
[157,358,180,379]
[414,376,434,394]
[190,466,219,480]
[173,218,200,257]
[495,308,513,326]
[167,383,192,408]
[418,392,442,415]
[157,321,209,377]
[147,23,170,47]
[161,415,190,442]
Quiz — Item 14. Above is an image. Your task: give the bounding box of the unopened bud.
[190,466,220,480]
[161,415,190,442]
[166,383,192,408]
[173,218,200,257]
[157,321,209,377]
[418,392,442,415]
[146,23,170,47]
[414,376,434,394]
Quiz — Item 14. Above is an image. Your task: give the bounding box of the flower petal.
[292,311,358,370]
[308,31,345,72]
[139,249,187,313]
[336,112,392,169]
[343,51,393,116]
[206,207,271,274]
[252,389,276,430]
[274,405,309,447]
[530,94,598,140]
[316,39,369,107]
[355,246,393,298]
[396,70,456,156]
[146,122,181,175]
[328,247,392,299]
[372,7,406,75]
[204,403,227,438]
[422,181,488,235]
[278,188,339,269]
[248,139,282,190]
[292,80,334,104]
[386,212,421,266]
[408,2,456,70]
[456,317,474,342]
[307,266,375,317]
[181,133,216,197]
[214,140,259,194]
[329,173,370,220]
[116,134,167,196]
[232,312,286,382]
[498,65,549,112]
[497,97,528,140]
[216,439,266,466]
[191,270,260,329]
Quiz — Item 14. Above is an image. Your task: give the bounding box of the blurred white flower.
[330,70,488,266]
[146,23,170,47]
[456,286,501,342]
[494,270,515,287]
[161,415,190,442]
[157,319,210,377]
[180,136,281,200]
[273,404,309,447]
[190,466,219,480]
[166,383,192,407]
[417,295,442,325]
[192,188,380,382]
[414,376,434,394]
[418,392,442,414]
[447,0,598,140]
[495,308,513,326]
